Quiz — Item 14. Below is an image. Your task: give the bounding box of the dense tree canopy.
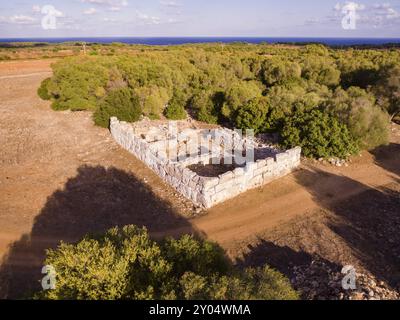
[39,43,399,158]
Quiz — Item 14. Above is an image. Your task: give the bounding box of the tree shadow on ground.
[294,168,400,290]
[0,165,198,299]
[237,239,312,274]
[371,143,400,179]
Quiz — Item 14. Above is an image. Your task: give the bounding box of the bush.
[164,94,187,120]
[324,87,390,150]
[134,85,170,119]
[281,108,358,159]
[221,81,263,119]
[264,82,330,131]
[191,91,223,124]
[302,57,341,87]
[48,57,110,111]
[234,97,269,133]
[36,225,298,300]
[0,55,11,61]
[93,88,141,128]
[37,78,51,100]
[262,59,302,86]
[374,65,400,121]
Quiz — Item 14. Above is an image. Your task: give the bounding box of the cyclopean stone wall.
[110,117,301,208]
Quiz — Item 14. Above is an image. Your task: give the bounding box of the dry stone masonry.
[110,117,301,208]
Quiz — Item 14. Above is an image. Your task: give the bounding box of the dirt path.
[0,59,399,298]
[190,159,396,244]
[0,72,53,80]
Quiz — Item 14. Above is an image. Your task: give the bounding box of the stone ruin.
[110,117,301,208]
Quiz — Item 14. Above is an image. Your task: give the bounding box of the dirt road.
[0,59,399,298]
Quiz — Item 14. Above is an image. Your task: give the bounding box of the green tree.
[281,108,358,159]
[301,56,340,87]
[134,85,170,119]
[262,59,302,86]
[191,91,224,124]
[94,88,141,128]
[36,225,298,300]
[234,97,269,133]
[164,97,187,120]
[48,57,110,111]
[37,78,51,100]
[221,81,262,119]
[374,65,400,121]
[323,87,390,149]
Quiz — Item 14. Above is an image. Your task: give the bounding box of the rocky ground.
[292,258,400,300]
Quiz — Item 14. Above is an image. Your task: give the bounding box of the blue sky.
[0,0,400,38]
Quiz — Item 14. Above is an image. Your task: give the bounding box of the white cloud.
[386,7,400,19]
[0,15,37,25]
[362,2,400,26]
[81,0,128,13]
[136,11,161,25]
[83,8,97,15]
[373,3,391,9]
[334,2,365,12]
[328,2,400,27]
[32,5,64,18]
[304,17,321,26]
[160,1,180,7]
[81,0,128,7]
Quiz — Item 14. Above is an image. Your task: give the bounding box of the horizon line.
[1,36,400,40]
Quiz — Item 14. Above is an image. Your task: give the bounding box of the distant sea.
[1,37,400,46]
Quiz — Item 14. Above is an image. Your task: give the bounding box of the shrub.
[37,78,51,100]
[264,82,330,131]
[281,108,358,159]
[191,91,224,124]
[302,57,341,87]
[209,266,300,300]
[262,59,302,86]
[134,85,170,119]
[48,57,110,111]
[0,55,11,61]
[221,81,263,119]
[93,88,141,128]
[180,266,299,300]
[164,103,187,120]
[234,97,269,133]
[374,65,400,121]
[164,94,187,120]
[36,225,298,300]
[324,87,390,150]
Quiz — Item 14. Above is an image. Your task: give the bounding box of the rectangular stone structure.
[110,117,301,208]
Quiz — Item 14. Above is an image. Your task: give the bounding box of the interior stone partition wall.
[110,117,301,208]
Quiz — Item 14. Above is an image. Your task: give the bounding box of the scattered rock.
[328,157,347,167]
[290,258,400,300]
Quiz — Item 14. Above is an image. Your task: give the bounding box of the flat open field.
[0,59,399,298]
